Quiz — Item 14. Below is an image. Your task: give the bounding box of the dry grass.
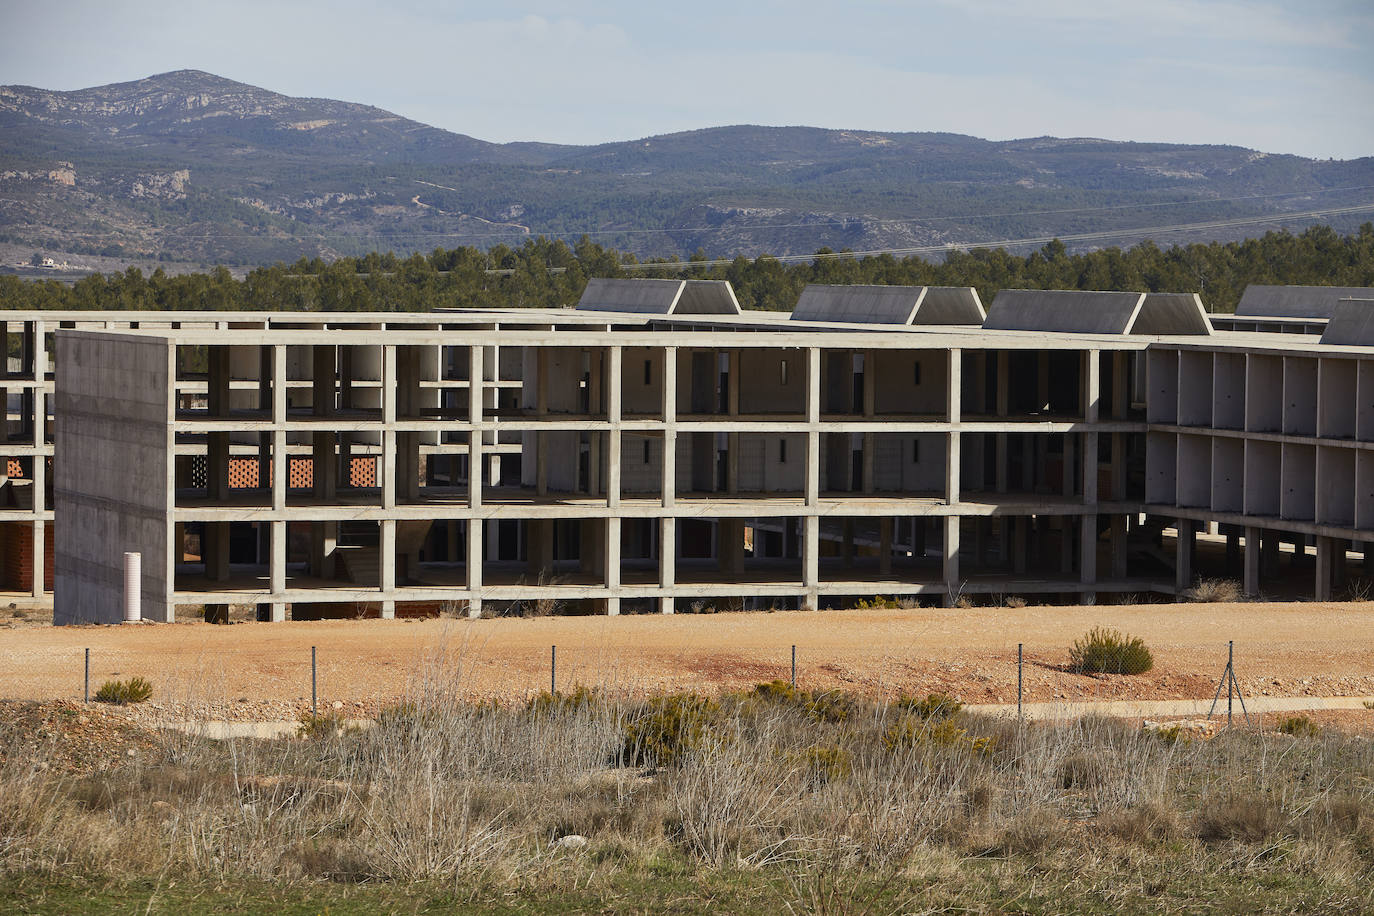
[2,654,1373,911]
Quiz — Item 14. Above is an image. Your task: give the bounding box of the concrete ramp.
[1237,285,1374,318]
[1318,298,1374,346]
[575,278,743,316]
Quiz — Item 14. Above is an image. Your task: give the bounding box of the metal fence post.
[84,647,89,703]
[551,645,557,695]
[311,645,317,715]
[791,645,796,688]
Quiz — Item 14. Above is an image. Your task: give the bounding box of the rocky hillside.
[1,70,1371,267]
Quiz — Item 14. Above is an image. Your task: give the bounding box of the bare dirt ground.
[3,601,1374,728]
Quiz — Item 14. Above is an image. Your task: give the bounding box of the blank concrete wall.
[737,434,805,492]
[1177,350,1213,427]
[54,332,171,624]
[621,433,662,494]
[1244,440,1281,517]
[1283,357,1318,436]
[738,350,804,414]
[1356,450,1374,530]
[871,350,947,415]
[1212,352,1246,430]
[1317,358,1357,439]
[1146,349,1178,424]
[1145,432,1177,504]
[1357,362,1374,441]
[1280,443,1316,522]
[1211,437,1244,513]
[1176,434,1211,507]
[871,433,945,492]
[1317,446,1356,526]
[1246,354,1283,432]
[620,346,663,415]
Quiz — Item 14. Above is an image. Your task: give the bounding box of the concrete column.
[607,345,621,508]
[209,346,231,417]
[312,345,334,416]
[1175,519,1194,592]
[1080,514,1097,604]
[605,518,621,616]
[310,521,337,579]
[803,514,819,609]
[718,518,745,576]
[30,519,44,599]
[588,349,602,495]
[1082,349,1099,506]
[381,345,396,509]
[535,346,549,496]
[806,347,821,506]
[270,520,287,620]
[466,519,482,618]
[1244,525,1261,597]
[659,517,675,614]
[662,345,677,508]
[942,516,960,606]
[947,348,961,506]
[1315,536,1334,601]
[272,345,287,512]
[995,351,1009,493]
[469,345,483,510]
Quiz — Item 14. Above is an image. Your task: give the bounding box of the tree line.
[2,224,1372,315]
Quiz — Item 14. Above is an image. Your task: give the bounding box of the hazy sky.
[5,0,1373,159]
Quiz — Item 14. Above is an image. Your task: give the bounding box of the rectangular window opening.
[644,359,652,386]
[912,439,920,463]
[780,359,789,386]
[913,362,922,386]
[779,439,788,463]
[643,439,651,464]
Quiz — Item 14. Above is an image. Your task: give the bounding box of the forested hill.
[2,70,1373,268]
[3,225,1371,316]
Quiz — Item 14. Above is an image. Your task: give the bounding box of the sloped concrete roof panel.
[917,286,985,325]
[677,279,743,315]
[791,284,925,324]
[1318,298,1374,346]
[576,277,684,314]
[1129,293,1213,336]
[1236,285,1374,318]
[982,289,1145,334]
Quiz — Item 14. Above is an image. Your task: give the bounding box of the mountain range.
[2,69,1372,268]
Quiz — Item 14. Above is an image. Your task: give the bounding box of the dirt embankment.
[3,602,1374,725]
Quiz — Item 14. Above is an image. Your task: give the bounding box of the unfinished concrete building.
[31,280,1374,624]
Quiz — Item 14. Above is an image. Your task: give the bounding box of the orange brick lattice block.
[223,457,377,490]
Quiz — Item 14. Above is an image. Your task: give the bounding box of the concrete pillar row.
[1175,519,1195,593]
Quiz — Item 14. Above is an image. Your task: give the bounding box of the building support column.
[659,517,675,614]
[466,519,483,618]
[1080,514,1098,605]
[1315,536,1334,602]
[1244,526,1261,597]
[1175,519,1194,594]
[803,515,819,610]
[942,516,961,606]
[879,517,893,578]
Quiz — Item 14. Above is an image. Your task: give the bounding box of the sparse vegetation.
[2,670,1373,913]
[1070,626,1155,675]
[1185,578,1243,603]
[1276,714,1323,737]
[91,677,152,705]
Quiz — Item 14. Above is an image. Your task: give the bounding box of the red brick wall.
[0,522,53,592]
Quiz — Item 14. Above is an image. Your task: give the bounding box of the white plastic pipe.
[123,552,141,624]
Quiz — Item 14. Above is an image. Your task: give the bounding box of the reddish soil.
[2,602,1373,724]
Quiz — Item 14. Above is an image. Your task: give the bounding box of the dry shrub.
[93,676,152,705]
[623,693,719,767]
[1004,595,1028,608]
[1185,578,1243,603]
[1194,794,1286,843]
[1276,714,1322,738]
[1099,800,1184,843]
